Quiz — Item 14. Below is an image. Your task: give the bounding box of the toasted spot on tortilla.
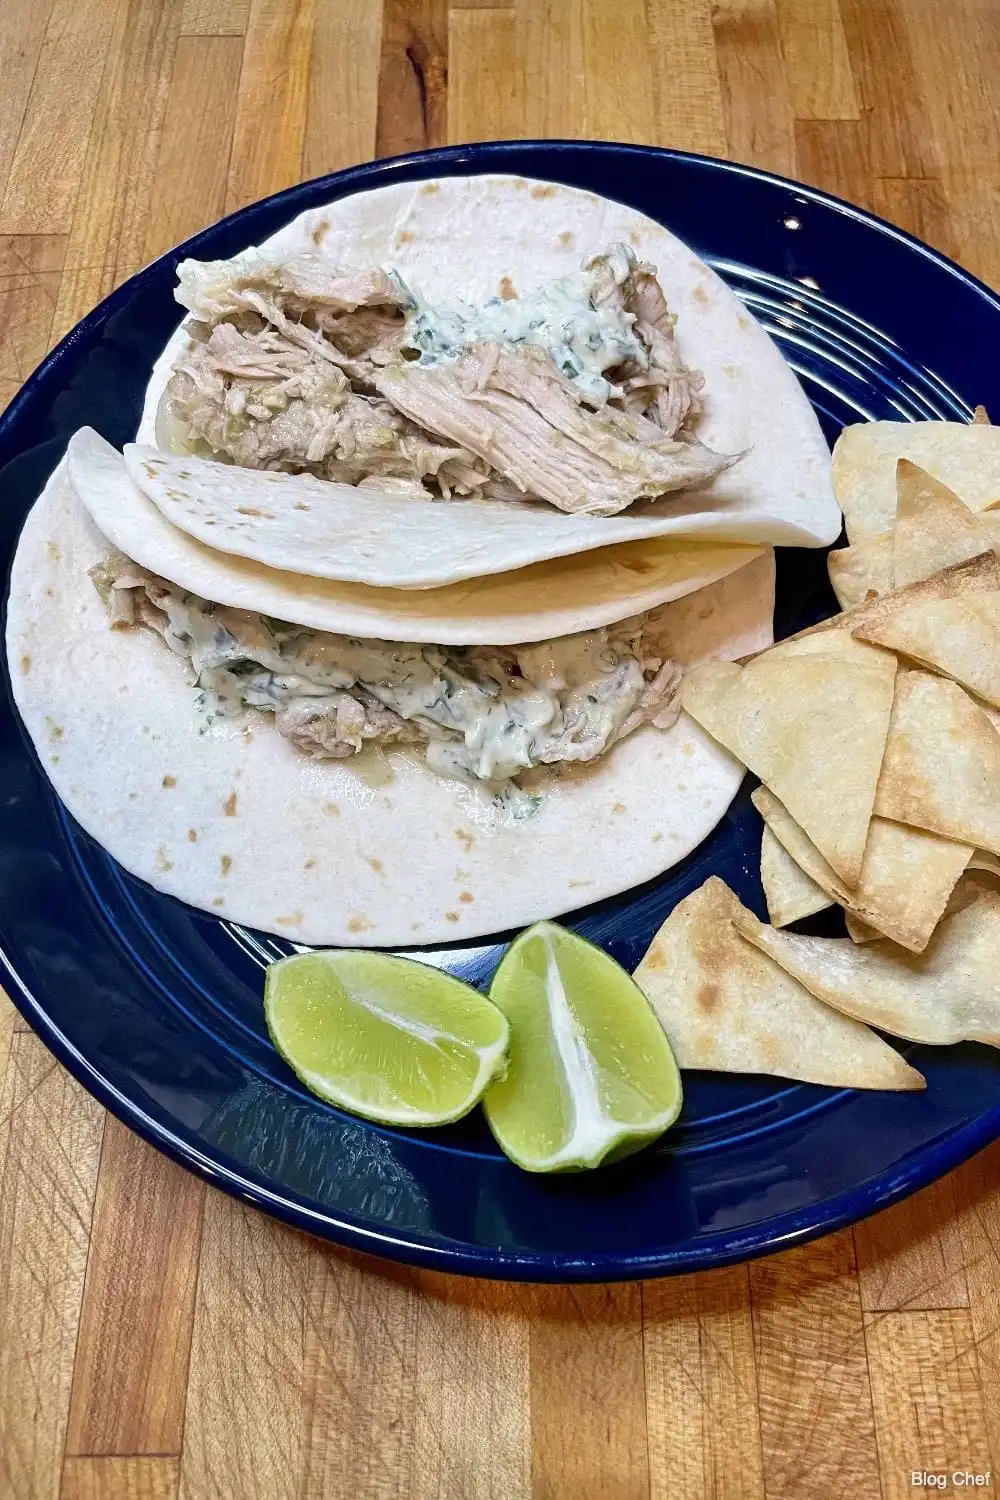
[696,983,720,1014]
[276,912,303,927]
[178,470,191,479]
[224,791,238,817]
[420,182,440,194]
[455,827,476,851]
[612,801,626,813]
[46,587,54,597]
[558,231,573,247]
[459,890,474,904]
[622,557,655,574]
[738,314,751,330]
[512,179,526,190]
[236,507,272,518]
[628,230,642,246]
[51,754,60,763]
[722,364,740,379]
[310,217,330,245]
[643,946,667,972]
[220,855,232,876]
[294,501,310,512]
[411,921,422,932]
[304,856,317,869]
[568,879,593,889]
[187,829,198,842]
[46,541,60,561]
[652,832,663,843]
[455,867,470,880]
[395,229,414,246]
[530,184,556,199]
[499,275,517,300]
[323,802,340,817]
[366,856,383,873]
[156,846,174,873]
[692,285,709,307]
[46,718,64,741]
[212,897,225,908]
[348,915,373,933]
[20,654,30,673]
[446,911,460,923]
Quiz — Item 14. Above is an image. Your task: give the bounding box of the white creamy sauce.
[397,245,647,406]
[147,584,650,789]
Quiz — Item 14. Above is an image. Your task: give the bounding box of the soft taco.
[139,174,840,549]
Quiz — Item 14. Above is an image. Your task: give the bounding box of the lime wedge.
[483,922,682,1171]
[265,950,509,1126]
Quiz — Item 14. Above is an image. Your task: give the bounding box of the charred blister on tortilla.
[155,241,739,516]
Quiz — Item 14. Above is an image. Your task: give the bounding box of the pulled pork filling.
[157,243,738,516]
[91,556,682,791]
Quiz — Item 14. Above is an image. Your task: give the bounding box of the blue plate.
[3,142,1000,1281]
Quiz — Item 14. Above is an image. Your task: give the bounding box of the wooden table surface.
[3,1,1000,1497]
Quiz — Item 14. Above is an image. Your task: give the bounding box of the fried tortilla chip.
[845,913,880,943]
[855,591,1000,708]
[760,825,833,926]
[875,669,1000,855]
[974,405,991,425]
[832,421,1000,542]
[828,533,894,609]
[752,785,971,953]
[632,878,923,1089]
[683,635,896,886]
[732,885,1000,1048]
[892,459,997,588]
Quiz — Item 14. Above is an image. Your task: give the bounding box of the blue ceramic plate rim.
[4,139,1000,1281]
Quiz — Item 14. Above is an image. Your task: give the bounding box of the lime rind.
[265,950,510,1128]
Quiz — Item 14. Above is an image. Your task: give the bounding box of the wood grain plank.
[0,0,55,208]
[750,1232,881,1499]
[304,0,382,181]
[644,0,727,155]
[775,0,860,121]
[954,1140,1000,1478]
[865,1309,991,1497]
[839,0,939,178]
[712,0,795,177]
[515,0,586,139]
[0,992,15,1089]
[144,35,244,260]
[643,1266,764,1500]
[65,1117,204,1458]
[795,119,872,210]
[529,1284,649,1500]
[180,0,249,34]
[579,0,660,147]
[0,233,66,413]
[855,1176,969,1312]
[448,9,520,143]
[871,177,958,261]
[0,1035,104,1500]
[0,0,120,235]
[375,0,446,160]
[226,0,314,213]
[409,1272,532,1500]
[300,1247,420,1499]
[51,0,180,340]
[179,1193,306,1500]
[62,1458,180,1500]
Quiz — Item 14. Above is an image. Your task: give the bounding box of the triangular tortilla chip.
[828,532,894,609]
[752,784,971,953]
[892,459,997,588]
[832,421,1000,542]
[684,635,896,886]
[632,878,923,1089]
[760,825,833,927]
[974,406,991,425]
[875,669,1000,855]
[855,591,1000,708]
[732,884,1000,1048]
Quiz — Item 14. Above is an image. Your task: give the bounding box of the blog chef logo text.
[911,1474,991,1489]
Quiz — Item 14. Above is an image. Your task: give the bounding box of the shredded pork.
[157,242,740,514]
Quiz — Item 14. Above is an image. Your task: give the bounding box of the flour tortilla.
[69,428,771,647]
[7,463,772,947]
[138,175,840,551]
